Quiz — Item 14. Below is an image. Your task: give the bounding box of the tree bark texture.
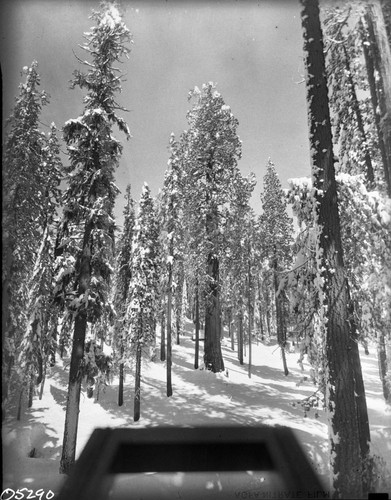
[160,309,166,362]
[194,283,200,370]
[377,331,391,403]
[237,312,244,366]
[118,341,124,407]
[273,259,289,376]
[341,44,375,185]
[300,1,371,497]
[60,220,92,474]
[166,262,173,397]
[133,340,142,422]
[204,254,224,372]
[362,4,391,196]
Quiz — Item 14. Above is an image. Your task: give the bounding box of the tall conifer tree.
[300,1,370,496]
[127,184,160,421]
[56,3,131,473]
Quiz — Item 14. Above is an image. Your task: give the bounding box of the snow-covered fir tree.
[17,124,63,416]
[53,2,132,474]
[260,160,294,376]
[2,62,61,416]
[112,185,135,406]
[126,184,160,421]
[159,133,185,395]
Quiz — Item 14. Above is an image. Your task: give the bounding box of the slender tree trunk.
[248,303,252,379]
[134,340,142,422]
[378,331,391,403]
[361,9,391,195]
[341,45,375,185]
[237,312,244,366]
[16,388,24,421]
[194,283,200,369]
[175,264,184,346]
[39,361,47,400]
[160,308,166,362]
[50,324,57,367]
[265,289,271,338]
[167,262,173,397]
[60,221,92,475]
[273,258,289,376]
[300,1,371,497]
[118,340,124,407]
[228,308,234,351]
[204,254,224,372]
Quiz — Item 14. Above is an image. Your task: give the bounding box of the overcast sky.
[1,0,311,225]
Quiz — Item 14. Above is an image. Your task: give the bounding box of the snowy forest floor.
[2,318,391,498]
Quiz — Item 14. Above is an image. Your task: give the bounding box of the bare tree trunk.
[204,254,224,372]
[16,388,24,421]
[118,340,124,407]
[134,340,142,422]
[60,221,92,475]
[248,302,252,379]
[378,331,391,403]
[228,308,234,351]
[342,44,375,186]
[160,308,166,362]
[237,311,244,366]
[300,1,371,497]
[166,262,173,397]
[361,6,391,196]
[194,283,200,369]
[273,258,289,376]
[39,358,47,400]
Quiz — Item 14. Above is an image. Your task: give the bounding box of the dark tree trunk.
[228,308,234,351]
[160,309,166,362]
[237,312,244,366]
[28,370,34,408]
[361,8,391,196]
[166,262,173,397]
[39,359,47,400]
[248,304,252,379]
[204,254,224,372]
[60,221,92,475]
[118,340,124,407]
[273,258,289,376]
[341,45,375,186]
[175,263,184,346]
[16,388,24,421]
[300,1,371,497]
[194,283,200,370]
[378,331,391,403]
[134,341,142,422]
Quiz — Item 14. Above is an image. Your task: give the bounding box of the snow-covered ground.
[2,319,391,498]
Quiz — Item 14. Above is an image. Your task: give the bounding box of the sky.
[1,0,312,226]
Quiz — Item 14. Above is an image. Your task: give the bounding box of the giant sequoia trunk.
[204,253,224,372]
[300,1,370,497]
[59,221,92,475]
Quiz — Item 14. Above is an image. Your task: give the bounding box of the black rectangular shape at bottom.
[110,441,274,473]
